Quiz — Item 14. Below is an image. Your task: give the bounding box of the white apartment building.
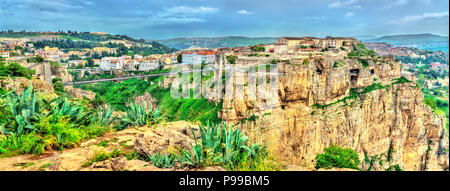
[100,57,124,71]
[138,60,159,71]
[182,51,217,64]
[0,51,10,58]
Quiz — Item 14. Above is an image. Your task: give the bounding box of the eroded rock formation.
[220,55,449,171]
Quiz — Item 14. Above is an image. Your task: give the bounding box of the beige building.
[276,37,318,49]
[44,46,59,52]
[93,47,112,53]
[319,37,357,49]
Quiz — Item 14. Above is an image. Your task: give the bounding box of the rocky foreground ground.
[0,120,358,171]
[0,121,218,171]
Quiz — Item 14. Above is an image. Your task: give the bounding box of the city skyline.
[0,0,449,40]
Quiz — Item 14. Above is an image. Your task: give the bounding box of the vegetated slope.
[0,31,178,55]
[76,76,222,126]
[158,36,277,49]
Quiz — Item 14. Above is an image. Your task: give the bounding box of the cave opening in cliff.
[350,69,360,74]
[316,69,322,75]
[371,69,375,75]
[351,75,358,85]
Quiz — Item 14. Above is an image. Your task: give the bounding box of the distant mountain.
[157,36,277,50]
[365,33,449,52]
[0,30,177,54]
[353,35,377,41]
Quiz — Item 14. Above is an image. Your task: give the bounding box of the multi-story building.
[0,51,10,58]
[319,37,357,49]
[44,46,59,53]
[68,60,88,67]
[138,60,160,71]
[100,57,124,70]
[182,50,217,64]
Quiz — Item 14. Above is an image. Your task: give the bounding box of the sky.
[0,0,449,40]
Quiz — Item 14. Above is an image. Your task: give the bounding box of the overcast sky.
[0,0,448,40]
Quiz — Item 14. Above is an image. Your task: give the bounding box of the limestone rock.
[134,127,195,156]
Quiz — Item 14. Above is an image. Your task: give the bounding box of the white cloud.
[237,10,253,15]
[328,0,359,8]
[147,6,219,25]
[165,6,219,15]
[302,16,328,20]
[382,0,408,10]
[345,12,355,17]
[390,12,449,24]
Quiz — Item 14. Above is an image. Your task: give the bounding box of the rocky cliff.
[220,55,449,171]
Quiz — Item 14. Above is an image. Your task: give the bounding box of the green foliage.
[188,123,276,170]
[0,62,35,79]
[312,82,388,109]
[302,58,309,65]
[177,54,182,63]
[315,146,360,170]
[149,152,178,168]
[226,55,237,65]
[52,78,65,93]
[82,148,123,167]
[144,122,279,171]
[386,164,403,171]
[26,56,44,63]
[159,95,222,126]
[3,84,42,134]
[349,43,377,58]
[424,98,438,111]
[250,46,265,52]
[0,84,113,156]
[391,76,411,85]
[118,102,161,130]
[358,59,369,68]
[92,105,115,126]
[333,62,342,68]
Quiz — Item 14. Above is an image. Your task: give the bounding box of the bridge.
[64,67,285,85]
[64,69,217,85]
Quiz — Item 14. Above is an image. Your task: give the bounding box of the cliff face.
[221,55,449,171]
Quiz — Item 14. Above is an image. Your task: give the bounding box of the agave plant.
[4,84,42,134]
[187,123,257,168]
[93,104,115,126]
[150,152,177,168]
[47,97,91,125]
[119,102,161,129]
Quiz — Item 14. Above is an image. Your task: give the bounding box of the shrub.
[52,78,65,93]
[0,62,35,79]
[226,55,237,65]
[315,146,360,170]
